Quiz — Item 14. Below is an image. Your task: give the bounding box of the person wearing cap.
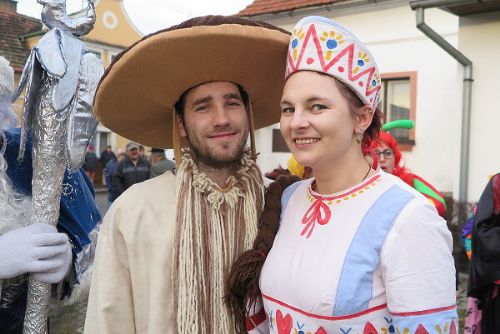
[111,141,151,198]
[84,16,289,334]
[0,56,101,331]
[150,147,176,178]
[228,16,457,333]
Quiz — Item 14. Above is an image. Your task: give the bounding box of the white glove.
[0,223,72,283]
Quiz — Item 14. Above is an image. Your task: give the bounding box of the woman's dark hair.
[334,77,382,148]
[226,175,300,333]
[174,83,250,122]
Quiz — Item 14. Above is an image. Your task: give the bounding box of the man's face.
[177,82,249,168]
[127,147,139,161]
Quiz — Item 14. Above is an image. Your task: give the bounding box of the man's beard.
[185,125,248,169]
[172,149,264,334]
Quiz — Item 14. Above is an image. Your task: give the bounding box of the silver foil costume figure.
[12,1,103,333]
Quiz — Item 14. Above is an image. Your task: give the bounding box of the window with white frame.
[379,72,417,148]
[89,127,112,158]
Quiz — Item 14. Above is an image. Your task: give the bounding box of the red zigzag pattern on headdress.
[288,24,381,101]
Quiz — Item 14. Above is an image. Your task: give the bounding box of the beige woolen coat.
[84,171,177,334]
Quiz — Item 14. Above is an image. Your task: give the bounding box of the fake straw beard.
[172,148,264,334]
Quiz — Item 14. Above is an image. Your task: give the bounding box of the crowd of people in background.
[82,141,176,206]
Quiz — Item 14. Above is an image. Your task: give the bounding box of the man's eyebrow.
[191,96,213,106]
[224,93,242,101]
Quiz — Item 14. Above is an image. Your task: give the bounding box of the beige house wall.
[457,11,500,201]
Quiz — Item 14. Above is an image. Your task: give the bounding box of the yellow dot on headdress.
[353,67,360,74]
[325,50,332,61]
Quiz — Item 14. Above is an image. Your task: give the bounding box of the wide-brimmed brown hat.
[94,16,290,148]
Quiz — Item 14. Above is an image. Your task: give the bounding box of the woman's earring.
[355,130,364,144]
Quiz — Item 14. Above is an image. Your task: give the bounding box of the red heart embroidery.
[276,310,293,334]
[363,322,378,334]
[315,327,328,334]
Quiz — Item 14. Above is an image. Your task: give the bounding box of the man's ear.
[175,113,187,138]
[355,105,374,132]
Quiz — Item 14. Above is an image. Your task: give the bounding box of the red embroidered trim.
[309,174,381,202]
[390,304,456,317]
[301,174,381,238]
[262,293,387,321]
[301,197,331,238]
[246,307,267,331]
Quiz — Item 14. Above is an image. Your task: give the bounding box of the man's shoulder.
[106,171,177,229]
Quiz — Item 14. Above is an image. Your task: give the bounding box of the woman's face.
[373,142,395,174]
[280,71,361,172]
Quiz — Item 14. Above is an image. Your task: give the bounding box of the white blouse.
[253,171,457,334]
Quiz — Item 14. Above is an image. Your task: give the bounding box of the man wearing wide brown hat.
[84,16,289,334]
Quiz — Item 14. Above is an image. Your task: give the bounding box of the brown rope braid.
[226,174,300,333]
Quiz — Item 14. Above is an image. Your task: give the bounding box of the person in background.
[138,144,145,157]
[100,145,116,168]
[104,148,125,205]
[369,130,447,217]
[111,142,150,198]
[228,16,457,333]
[83,144,99,184]
[468,173,500,333]
[150,148,176,178]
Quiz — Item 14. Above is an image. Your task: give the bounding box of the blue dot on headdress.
[326,39,337,49]
[292,39,299,48]
[357,59,365,66]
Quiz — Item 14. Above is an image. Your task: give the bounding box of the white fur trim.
[61,264,93,306]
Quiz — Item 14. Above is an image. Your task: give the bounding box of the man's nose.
[213,105,230,126]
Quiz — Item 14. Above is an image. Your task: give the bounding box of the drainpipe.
[410,0,473,205]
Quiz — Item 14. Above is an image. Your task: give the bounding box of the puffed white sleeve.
[380,198,458,333]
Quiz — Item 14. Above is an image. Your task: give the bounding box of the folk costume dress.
[259,170,458,334]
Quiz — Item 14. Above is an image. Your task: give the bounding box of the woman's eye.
[282,107,294,114]
[311,104,327,111]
